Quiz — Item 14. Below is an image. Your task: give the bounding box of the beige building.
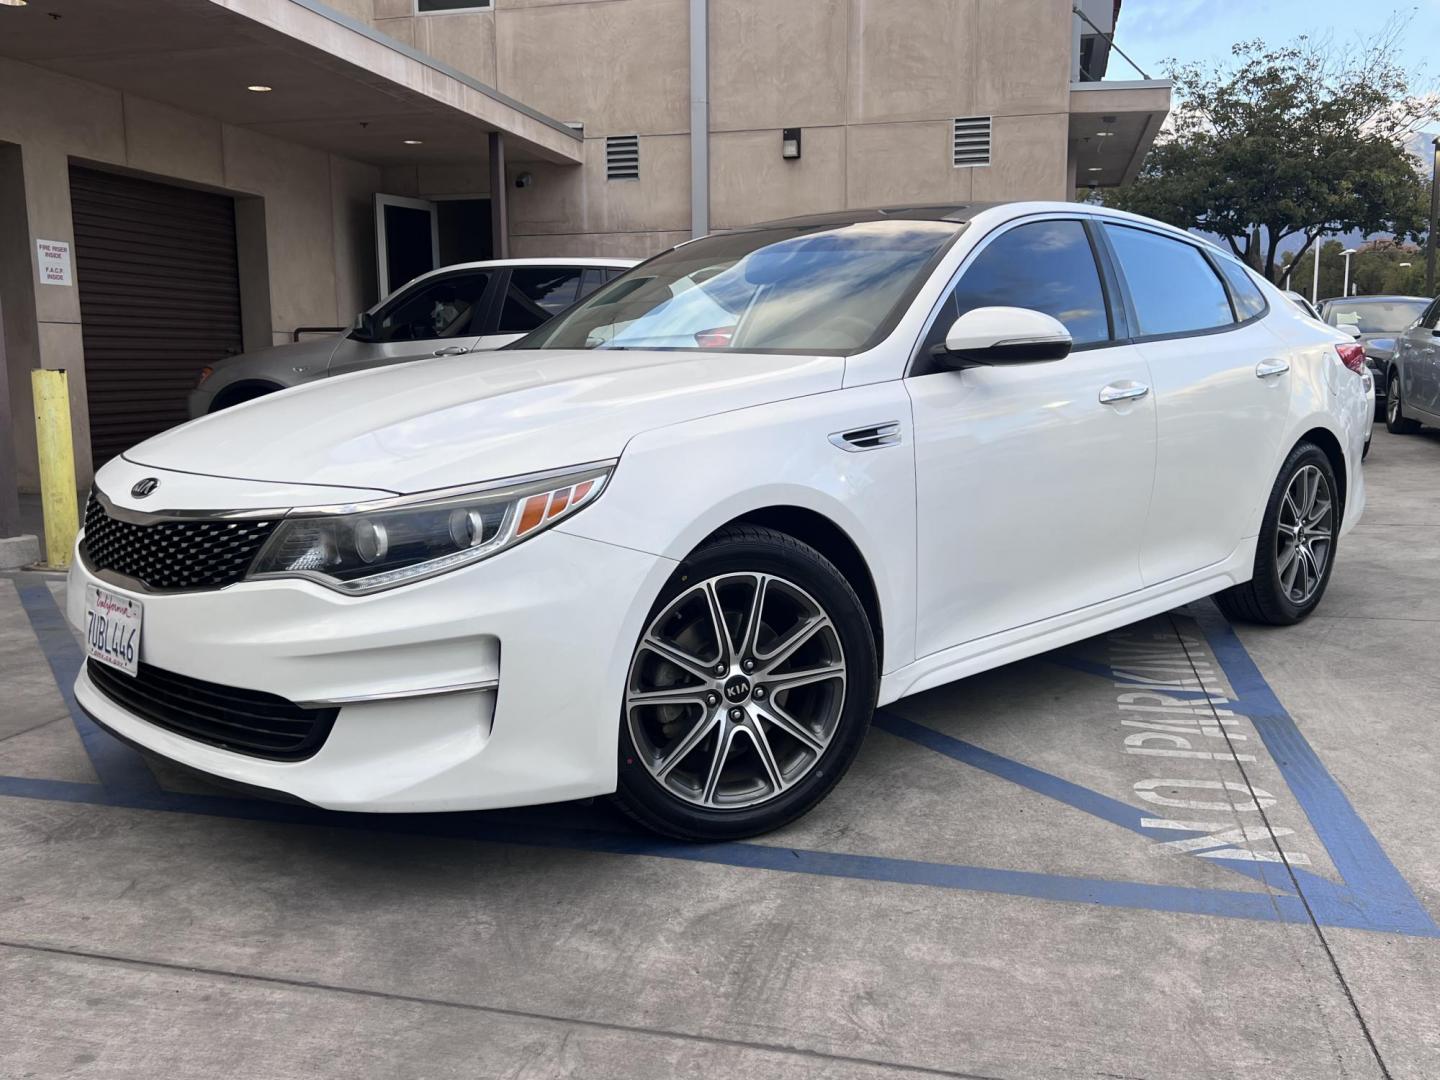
[0,0,1168,553]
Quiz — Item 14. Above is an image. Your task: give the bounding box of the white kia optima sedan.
[69,203,1368,840]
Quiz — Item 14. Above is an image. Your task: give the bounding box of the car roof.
[421,257,637,272]
[734,204,1002,231]
[734,202,1223,251]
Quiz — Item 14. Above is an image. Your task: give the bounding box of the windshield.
[512,220,963,355]
[1326,299,1428,334]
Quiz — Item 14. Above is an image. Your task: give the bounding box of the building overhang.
[1068,79,1172,189]
[0,0,583,166]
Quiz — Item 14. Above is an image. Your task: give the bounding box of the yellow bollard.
[31,369,79,569]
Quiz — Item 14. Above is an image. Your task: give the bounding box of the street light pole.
[1341,248,1357,298]
[1312,238,1321,303]
[1427,136,1439,296]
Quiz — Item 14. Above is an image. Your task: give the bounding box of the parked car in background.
[1380,294,1440,435]
[72,203,1369,840]
[189,258,636,416]
[1318,295,1431,418]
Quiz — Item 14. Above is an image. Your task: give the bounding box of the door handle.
[1098,381,1150,405]
[433,345,470,357]
[1256,359,1290,379]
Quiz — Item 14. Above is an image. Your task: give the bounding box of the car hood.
[126,348,844,493]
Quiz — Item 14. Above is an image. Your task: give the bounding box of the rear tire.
[1386,371,1421,434]
[1214,442,1339,626]
[614,525,878,841]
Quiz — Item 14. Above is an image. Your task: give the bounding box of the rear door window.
[1213,258,1267,321]
[497,267,587,333]
[1104,225,1234,337]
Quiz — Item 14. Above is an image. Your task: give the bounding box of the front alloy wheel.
[627,573,845,809]
[615,526,877,840]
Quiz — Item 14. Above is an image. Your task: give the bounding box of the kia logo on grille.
[131,478,160,498]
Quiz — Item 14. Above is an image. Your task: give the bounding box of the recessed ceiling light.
[0,1,30,8]
[403,139,423,145]
[1096,131,1115,137]
[246,85,273,93]
[1087,167,1104,172]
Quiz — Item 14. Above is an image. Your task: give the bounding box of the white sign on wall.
[36,239,73,286]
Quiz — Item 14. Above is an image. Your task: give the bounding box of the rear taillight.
[1335,344,1366,375]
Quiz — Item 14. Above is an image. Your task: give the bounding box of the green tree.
[1103,27,1435,283]
[1281,238,1434,300]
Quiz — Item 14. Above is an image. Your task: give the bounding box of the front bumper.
[69,519,673,813]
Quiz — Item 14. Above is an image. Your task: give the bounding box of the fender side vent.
[830,423,901,452]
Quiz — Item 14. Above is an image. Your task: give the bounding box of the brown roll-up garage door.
[70,166,243,465]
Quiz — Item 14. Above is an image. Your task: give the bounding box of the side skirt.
[879,539,1258,706]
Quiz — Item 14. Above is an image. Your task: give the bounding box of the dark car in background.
[1318,295,1431,417]
[1380,294,1440,434]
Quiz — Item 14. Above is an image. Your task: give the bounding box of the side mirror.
[350,311,377,341]
[935,306,1073,369]
[1341,324,1363,341]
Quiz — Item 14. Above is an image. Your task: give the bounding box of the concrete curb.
[0,534,41,570]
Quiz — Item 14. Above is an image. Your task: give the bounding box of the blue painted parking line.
[1190,605,1438,935]
[3,578,1435,936]
[17,583,162,798]
[873,711,1304,896]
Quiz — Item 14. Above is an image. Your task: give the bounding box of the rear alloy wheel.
[615,526,877,840]
[1215,443,1339,625]
[1386,372,1421,434]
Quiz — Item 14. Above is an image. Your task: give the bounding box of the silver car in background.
[1317,295,1431,419]
[1379,294,1440,434]
[189,258,635,416]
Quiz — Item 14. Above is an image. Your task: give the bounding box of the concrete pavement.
[1,428,1437,1079]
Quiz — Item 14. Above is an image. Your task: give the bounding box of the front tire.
[1386,371,1421,434]
[1214,442,1339,626]
[614,525,878,841]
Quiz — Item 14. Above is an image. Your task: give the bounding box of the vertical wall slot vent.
[606,135,640,180]
[952,116,992,167]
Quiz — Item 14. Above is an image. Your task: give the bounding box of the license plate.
[85,584,143,677]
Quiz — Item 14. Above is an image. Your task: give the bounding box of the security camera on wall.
[514,172,534,190]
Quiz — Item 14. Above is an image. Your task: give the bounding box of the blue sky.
[1116,0,1439,137]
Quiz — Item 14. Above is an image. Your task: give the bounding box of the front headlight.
[247,462,612,594]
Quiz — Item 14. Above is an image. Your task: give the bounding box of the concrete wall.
[0,57,383,490]
[366,0,1073,254]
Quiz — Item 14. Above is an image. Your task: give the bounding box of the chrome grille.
[81,493,277,591]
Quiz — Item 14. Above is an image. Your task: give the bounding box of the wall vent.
[952,116,992,167]
[606,135,640,180]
